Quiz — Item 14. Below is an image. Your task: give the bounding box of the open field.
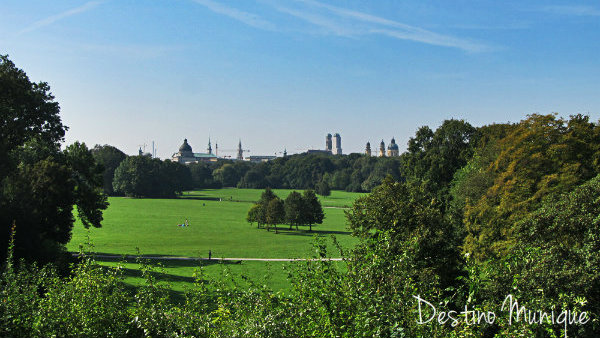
[67,188,363,292]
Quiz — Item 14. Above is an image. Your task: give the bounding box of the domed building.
[387,138,399,157]
[172,138,217,164]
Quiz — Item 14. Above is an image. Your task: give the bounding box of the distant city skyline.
[2,0,599,158]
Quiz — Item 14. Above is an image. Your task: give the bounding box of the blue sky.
[2,0,599,158]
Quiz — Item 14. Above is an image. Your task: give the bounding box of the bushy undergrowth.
[0,240,597,337]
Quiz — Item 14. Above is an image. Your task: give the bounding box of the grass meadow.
[67,189,364,294]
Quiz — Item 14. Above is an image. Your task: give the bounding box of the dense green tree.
[301,190,324,231]
[258,187,277,206]
[0,55,65,178]
[463,114,600,260]
[266,197,285,233]
[360,157,402,191]
[188,162,220,189]
[246,188,278,231]
[347,176,461,288]
[212,163,240,187]
[90,145,127,195]
[284,191,304,230]
[64,142,109,228]
[0,56,107,265]
[315,179,331,196]
[112,156,192,198]
[246,204,264,228]
[401,119,479,206]
[112,156,155,197]
[237,169,267,188]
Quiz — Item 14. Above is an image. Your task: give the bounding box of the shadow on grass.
[95,258,247,304]
[265,229,352,236]
[87,253,245,267]
[179,196,222,201]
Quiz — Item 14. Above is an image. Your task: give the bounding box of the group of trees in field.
[91,145,196,198]
[246,188,324,233]
[112,155,193,198]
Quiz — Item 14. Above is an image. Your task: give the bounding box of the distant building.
[237,140,244,160]
[326,133,333,153]
[379,140,386,157]
[138,147,152,157]
[333,133,342,155]
[387,138,399,157]
[306,132,342,155]
[248,155,277,163]
[365,142,371,156]
[172,138,218,164]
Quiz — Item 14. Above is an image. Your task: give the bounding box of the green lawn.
[182,188,362,208]
[68,188,363,292]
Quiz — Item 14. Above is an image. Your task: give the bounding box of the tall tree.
[91,145,127,195]
[64,142,108,228]
[301,190,324,231]
[0,55,107,264]
[266,197,285,233]
[0,55,65,178]
[284,191,304,230]
[315,180,331,196]
[401,119,479,206]
[246,204,264,228]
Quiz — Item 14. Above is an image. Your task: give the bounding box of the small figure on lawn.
[208,250,212,260]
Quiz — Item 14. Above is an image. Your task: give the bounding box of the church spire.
[207,137,212,155]
[237,139,243,160]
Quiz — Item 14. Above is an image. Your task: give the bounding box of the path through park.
[74,253,343,262]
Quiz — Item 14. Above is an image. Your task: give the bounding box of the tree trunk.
[309,223,312,231]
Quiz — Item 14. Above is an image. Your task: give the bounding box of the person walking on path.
[208,250,212,260]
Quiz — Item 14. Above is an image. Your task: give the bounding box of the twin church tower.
[322,133,399,157]
[325,133,342,155]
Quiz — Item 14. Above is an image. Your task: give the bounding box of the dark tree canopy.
[0,55,66,177]
[284,191,304,230]
[91,144,127,195]
[401,119,479,206]
[301,189,324,231]
[112,156,192,198]
[0,55,107,265]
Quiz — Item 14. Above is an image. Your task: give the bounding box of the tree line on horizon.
[91,145,403,198]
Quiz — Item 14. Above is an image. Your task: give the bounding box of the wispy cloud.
[191,0,276,31]
[274,6,356,36]
[541,5,600,16]
[276,0,491,52]
[18,1,104,35]
[190,0,490,53]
